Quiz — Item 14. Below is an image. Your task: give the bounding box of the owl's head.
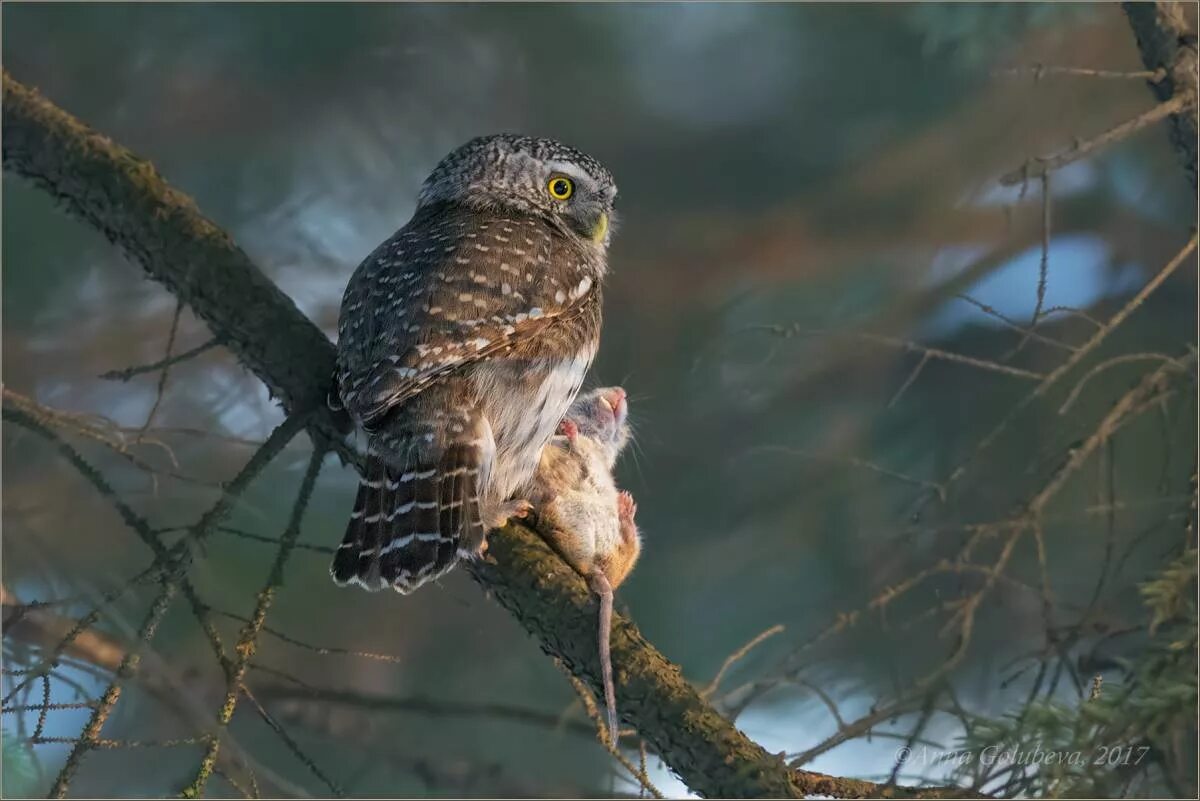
[417,134,618,248]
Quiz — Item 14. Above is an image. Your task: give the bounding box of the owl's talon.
[485,499,533,530]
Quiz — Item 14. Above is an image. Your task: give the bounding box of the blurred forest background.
[2,2,1197,798]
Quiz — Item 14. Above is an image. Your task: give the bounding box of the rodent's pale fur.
[525,386,638,745]
[527,388,639,589]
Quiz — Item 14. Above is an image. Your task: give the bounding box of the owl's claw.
[485,499,533,530]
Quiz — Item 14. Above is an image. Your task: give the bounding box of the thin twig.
[183,447,326,797]
[995,64,1167,81]
[136,300,184,440]
[257,684,603,741]
[3,404,232,671]
[955,294,1076,353]
[999,94,1194,185]
[888,351,932,408]
[1040,305,1104,328]
[49,580,180,798]
[934,233,1198,509]
[211,525,336,555]
[211,610,401,661]
[1,387,228,488]
[2,701,98,714]
[100,337,221,382]
[745,325,1046,380]
[1004,172,1052,359]
[239,683,345,797]
[702,624,786,698]
[742,446,947,500]
[1058,352,1186,414]
[46,415,309,798]
[565,672,665,799]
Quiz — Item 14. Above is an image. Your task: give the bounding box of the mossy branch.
[0,69,351,454]
[2,69,973,799]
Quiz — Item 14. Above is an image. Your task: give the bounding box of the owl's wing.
[336,208,598,430]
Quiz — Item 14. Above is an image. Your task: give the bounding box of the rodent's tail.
[330,418,487,593]
[588,569,619,746]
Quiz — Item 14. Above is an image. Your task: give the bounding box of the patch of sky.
[921,234,1143,339]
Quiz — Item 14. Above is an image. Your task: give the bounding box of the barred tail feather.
[330,417,489,594]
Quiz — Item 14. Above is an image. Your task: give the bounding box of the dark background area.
[3,3,1196,797]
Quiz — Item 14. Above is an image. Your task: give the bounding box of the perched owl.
[330,134,618,593]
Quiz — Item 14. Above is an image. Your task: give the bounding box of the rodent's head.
[559,386,630,467]
[416,134,618,249]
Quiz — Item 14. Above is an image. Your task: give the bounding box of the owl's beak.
[590,211,609,244]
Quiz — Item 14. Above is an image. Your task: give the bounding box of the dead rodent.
[526,386,639,744]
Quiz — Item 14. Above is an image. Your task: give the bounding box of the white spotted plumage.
[330,134,617,593]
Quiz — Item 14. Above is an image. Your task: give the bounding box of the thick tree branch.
[1123,1,1199,190]
[1,70,349,450]
[470,526,972,798]
[2,70,970,799]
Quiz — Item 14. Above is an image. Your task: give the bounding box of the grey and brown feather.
[331,134,617,593]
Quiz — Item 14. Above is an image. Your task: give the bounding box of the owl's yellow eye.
[547,176,574,200]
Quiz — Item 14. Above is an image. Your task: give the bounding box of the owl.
[330,134,618,593]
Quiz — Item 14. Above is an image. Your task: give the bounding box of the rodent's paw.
[617,490,637,521]
[556,418,579,444]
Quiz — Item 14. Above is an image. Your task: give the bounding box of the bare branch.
[995,64,1168,82]
[744,325,1046,380]
[702,624,786,698]
[1058,352,1188,414]
[999,93,1194,186]
[1,69,350,452]
[100,337,221,382]
[2,586,127,673]
[932,232,1198,511]
[954,294,1076,353]
[564,671,665,799]
[211,609,403,662]
[239,683,345,797]
[183,447,326,797]
[2,403,232,670]
[1002,173,1052,360]
[257,684,605,741]
[135,300,184,439]
[46,414,309,798]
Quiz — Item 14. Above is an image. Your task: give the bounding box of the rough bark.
[3,69,968,798]
[1123,1,1199,190]
[1,71,350,449]
[472,525,974,799]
